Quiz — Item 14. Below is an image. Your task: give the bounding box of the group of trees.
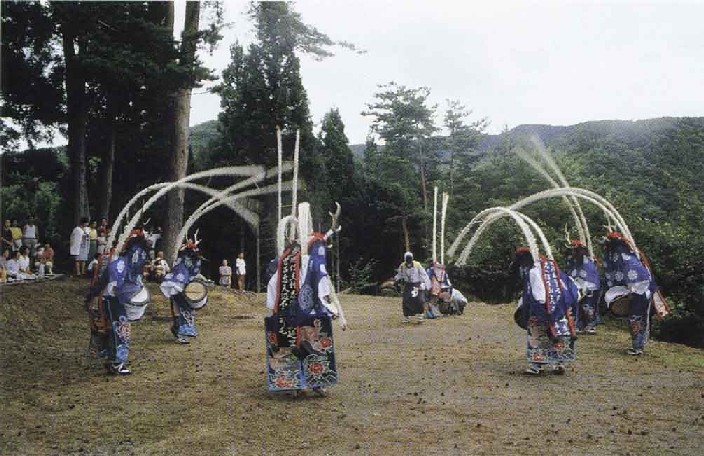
[2,0,221,261]
[2,2,702,346]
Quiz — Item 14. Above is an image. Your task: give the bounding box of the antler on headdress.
[324,202,342,240]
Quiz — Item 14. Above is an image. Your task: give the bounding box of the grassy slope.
[1,279,702,455]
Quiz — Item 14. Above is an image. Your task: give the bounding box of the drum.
[184,280,208,309]
[605,286,630,317]
[124,286,150,321]
[513,297,528,330]
[609,295,631,317]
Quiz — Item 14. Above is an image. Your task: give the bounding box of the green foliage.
[346,257,378,293]
[442,100,488,194]
[1,1,64,151]
[1,149,66,244]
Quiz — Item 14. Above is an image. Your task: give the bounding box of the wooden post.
[256,225,261,293]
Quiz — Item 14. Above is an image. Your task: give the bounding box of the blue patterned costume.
[518,254,579,372]
[265,236,340,392]
[160,245,202,342]
[565,243,601,332]
[86,234,148,374]
[602,233,656,353]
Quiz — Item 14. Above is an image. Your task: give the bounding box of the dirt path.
[1,280,703,455]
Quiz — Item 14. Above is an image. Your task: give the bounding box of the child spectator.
[41,242,54,275]
[87,253,100,277]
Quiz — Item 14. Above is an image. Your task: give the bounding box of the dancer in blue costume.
[514,247,579,375]
[85,229,148,375]
[601,231,667,355]
[565,240,601,334]
[265,203,346,395]
[160,240,204,344]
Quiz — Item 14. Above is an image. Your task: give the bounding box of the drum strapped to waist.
[184,279,208,309]
[124,286,151,321]
[605,286,630,317]
[513,296,528,330]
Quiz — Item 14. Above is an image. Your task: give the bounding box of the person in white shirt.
[235,252,246,290]
[22,218,39,256]
[70,217,90,276]
[6,250,35,280]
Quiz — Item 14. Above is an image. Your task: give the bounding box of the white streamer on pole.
[108,166,264,247]
[178,164,293,245]
[277,215,298,255]
[292,130,300,218]
[440,191,449,265]
[447,187,636,265]
[116,166,264,252]
[277,126,283,224]
[432,186,438,261]
[297,202,313,255]
[177,181,294,253]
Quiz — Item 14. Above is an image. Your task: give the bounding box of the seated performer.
[85,228,148,375]
[426,260,455,315]
[565,240,601,334]
[160,240,204,344]
[395,252,431,322]
[514,247,579,375]
[265,203,346,395]
[601,231,664,356]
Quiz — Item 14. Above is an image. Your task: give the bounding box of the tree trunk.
[402,217,410,253]
[98,119,116,220]
[62,27,89,224]
[418,139,428,211]
[161,1,200,264]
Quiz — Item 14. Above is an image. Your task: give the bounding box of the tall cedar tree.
[362,82,438,256]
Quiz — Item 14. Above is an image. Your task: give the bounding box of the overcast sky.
[185,0,704,144]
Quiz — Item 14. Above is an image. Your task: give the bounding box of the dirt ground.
[1,278,703,455]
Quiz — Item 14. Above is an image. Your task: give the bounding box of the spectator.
[0,249,8,282]
[88,220,98,261]
[151,250,170,282]
[70,217,90,276]
[41,242,54,275]
[22,218,39,257]
[236,252,246,290]
[87,253,100,277]
[6,250,35,280]
[5,250,20,279]
[96,226,107,255]
[17,246,33,275]
[97,217,109,238]
[9,219,23,251]
[2,220,13,251]
[149,226,162,257]
[219,259,232,288]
